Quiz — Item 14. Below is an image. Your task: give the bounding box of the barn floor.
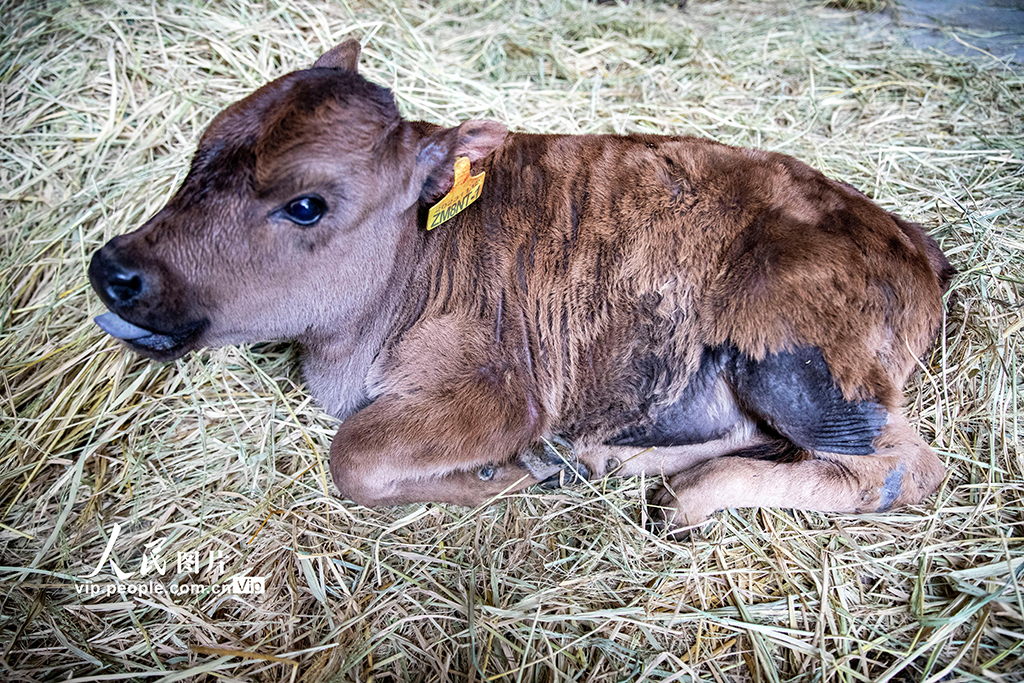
[897,0,1024,63]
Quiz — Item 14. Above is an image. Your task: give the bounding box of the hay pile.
[2,0,1022,680]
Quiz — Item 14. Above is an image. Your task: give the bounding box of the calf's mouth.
[93,311,206,359]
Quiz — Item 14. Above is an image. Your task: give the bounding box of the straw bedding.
[1,0,1022,680]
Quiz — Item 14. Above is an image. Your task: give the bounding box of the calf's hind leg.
[651,346,945,529]
[650,412,945,528]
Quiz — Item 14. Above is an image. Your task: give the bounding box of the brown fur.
[89,40,954,529]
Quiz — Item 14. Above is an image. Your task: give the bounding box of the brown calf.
[89,41,954,530]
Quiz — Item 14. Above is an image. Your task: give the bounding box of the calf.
[89,40,954,529]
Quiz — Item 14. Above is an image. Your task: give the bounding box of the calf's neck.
[89,41,954,529]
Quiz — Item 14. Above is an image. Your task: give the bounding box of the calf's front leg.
[330,391,553,508]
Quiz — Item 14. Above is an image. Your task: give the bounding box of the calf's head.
[90,40,507,360]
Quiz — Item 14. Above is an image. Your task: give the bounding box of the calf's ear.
[416,119,508,202]
[313,39,361,71]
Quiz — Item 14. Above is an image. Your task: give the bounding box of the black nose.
[89,248,148,307]
[106,267,144,304]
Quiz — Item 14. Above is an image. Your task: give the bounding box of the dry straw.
[1,0,1022,680]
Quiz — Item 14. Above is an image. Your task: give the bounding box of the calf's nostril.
[106,269,144,304]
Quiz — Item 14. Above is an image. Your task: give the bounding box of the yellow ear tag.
[426,157,485,230]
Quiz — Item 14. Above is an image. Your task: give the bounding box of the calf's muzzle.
[89,238,208,360]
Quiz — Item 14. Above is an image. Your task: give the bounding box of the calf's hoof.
[647,484,711,539]
[517,435,591,489]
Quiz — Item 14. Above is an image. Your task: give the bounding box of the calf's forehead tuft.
[285,68,399,120]
[175,68,401,206]
[201,69,399,150]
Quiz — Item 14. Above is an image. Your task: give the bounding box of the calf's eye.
[283,196,326,225]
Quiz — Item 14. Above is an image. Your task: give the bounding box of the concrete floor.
[897,0,1024,63]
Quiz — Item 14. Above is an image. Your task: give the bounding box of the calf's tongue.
[94,312,154,341]
[94,312,186,353]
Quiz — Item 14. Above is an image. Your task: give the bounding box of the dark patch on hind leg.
[877,463,905,512]
[727,346,887,455]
